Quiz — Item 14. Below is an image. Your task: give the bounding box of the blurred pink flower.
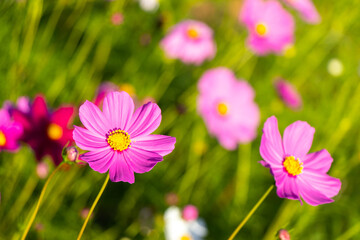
[73,91,176,183]
[240,0,295,55]
[274,78,302,110]
[93,82,119,107]
[0,108,23,152]
[160,20,216,65]
[36,162,49,179]
[197,67,260,150]
[278,229,291,240]
[260,116,341,206]
[182,205,198,221]
[111,12,124,26]
[282,0,320,24]
[13,95,75,165]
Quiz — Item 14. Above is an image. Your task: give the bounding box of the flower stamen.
[107,129,131,151]
[255,22,268,36]
[0,131,6,146]
[283,156,303,176]
[217,102,228,116]
[47,123,63,141]
[187,27,199,39]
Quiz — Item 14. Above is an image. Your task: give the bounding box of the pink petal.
[51,107,75,128]
[297,175,335,206]
[32,95,49,123]
[132,135,176,156]
[303,149,333,173]
[260,116,284,166]
[102,91,135,131]
[80,148,114,173]
[0,109,10,125]
[300,171,341,199]
[109,152,135,183]
[73,126,109,151]
[283,120,315,159]
[273,168,301,201]
[127,102,161,138]
[79,100,111,137]
[124,147,163,173]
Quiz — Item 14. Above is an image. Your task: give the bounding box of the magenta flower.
[282,0,320,24]
[274,78,302,110]
[160,20,216,65]
[240,0,295,55]
[0,109,23,152]
[197,67,260,150]
[13,95,75,165]
[260,116,341,206]
[73,91,176,183]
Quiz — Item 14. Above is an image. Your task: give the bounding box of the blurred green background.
[0,0,360,239]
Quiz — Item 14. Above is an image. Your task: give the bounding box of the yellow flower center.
[107,129,131,151]
[0,131,6,146]
[47,123,63,141]
[187,27,199,39]
[217,102,228,116]
[283,156,303,176]
[180,236,192,240]
[255,22,268,36]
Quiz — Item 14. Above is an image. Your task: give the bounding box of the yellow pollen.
[107,129,131,151]
[187,27,199,39]
[283,156,303,176]
[255,23,268,36]
[0,131,6,146]
[180,236,192,240]
[47,123,63,141]
[217,102,228,116]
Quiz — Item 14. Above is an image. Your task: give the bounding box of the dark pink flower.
[282,0,320,24]
[160,20,216,65]
[274,78,302,110]
[197,67,260,150]
[260,116,341,206]
[73,91,176,183]
[13,95,75,165]
[240,0,295,55]
[0,109,23,152]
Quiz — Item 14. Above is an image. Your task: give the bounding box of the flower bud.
[278,229,291,240]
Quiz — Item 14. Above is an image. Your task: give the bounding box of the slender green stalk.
[20,163,63,240]
[228,185,274,240]
[77,174,110,240]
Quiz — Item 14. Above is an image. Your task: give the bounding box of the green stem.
[20,163,63,240]
[228,185,274,240]
[77,174,110,240]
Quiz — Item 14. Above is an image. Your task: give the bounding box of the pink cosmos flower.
[260,116,341,206]
[282,0,320,24]
[73,91,176,183]
[240,0,295,55]
[274,78,302,110]
[0,109,23,152]
[197,67,260,150]
[160,20,216,65]
[13,95,75,165]
[111,12,124,26]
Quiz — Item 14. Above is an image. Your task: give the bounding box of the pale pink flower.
[260,116,341,206]
[282,0,320,24]
[197,67,260,150]
[160,20,216,65]
[240,0,295,55]
[111,12,124,26]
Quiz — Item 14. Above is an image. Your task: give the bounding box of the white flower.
[164,207,190,240]
[327,58,344,77]
[139,0,159,12]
